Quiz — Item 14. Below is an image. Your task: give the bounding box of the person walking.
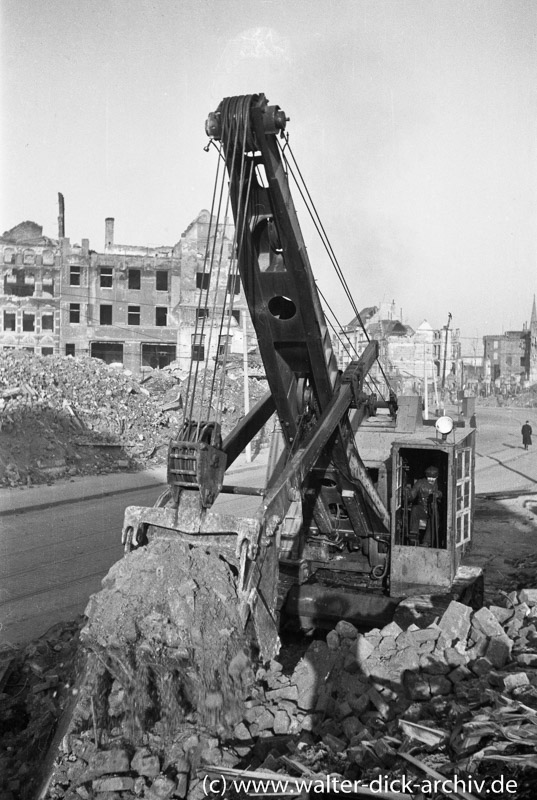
[522,420,532,450]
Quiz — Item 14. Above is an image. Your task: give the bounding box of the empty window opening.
[23,313,35,332]
[3,312,16,331]
[41,314,54,331]
[227,274,241,295]
[156,271,169,291]
[155,307,167,326]
[4,270,35,297]
[90,341,123,364]
[196,308,209,319]
[128,269,141,290]
[196,272,210,291]
[42,347,53,356]
[142,344,176,369]
[191,333,205,361]
[100,305,112,325]
[65,343,75,356]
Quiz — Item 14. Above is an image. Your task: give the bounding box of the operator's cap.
[425,466,439,478]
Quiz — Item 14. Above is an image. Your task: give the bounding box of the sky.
[2,0,536,354]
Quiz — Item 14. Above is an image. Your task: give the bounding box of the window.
[100,267,113,288]
[42,347,53,356]
[4,270,34,297]
[41,314,54,331]
[156,270,169,291]
[128,305,141,325]
[218,334,231,356]
[3,312,15,331]
[23,249,35,265]
[42,250,54,266]
[128,269,141,290]
[155,307,167,326]
[100,305,112,325]
[23,313,35,332]
[69,303,80,323]
[227,273,241,295]
[196,272,210,290]
[3,248,15,264]
[196,308,209,319]
[231,309,241,325]
[42,273,54,296]
[141,344,176,369]
[191,333,205,361]
[70,265,81,286]
[65,343,75,356]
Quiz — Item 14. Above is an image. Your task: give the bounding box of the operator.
[406,466,442,547]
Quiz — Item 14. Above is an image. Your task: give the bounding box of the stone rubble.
[3,588,537,800]
[0,352,269,487]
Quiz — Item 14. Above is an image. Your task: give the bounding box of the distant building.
[482,297,537,390]
[337,301,460,395]
[0,208,253,373]
[0,221,60,356]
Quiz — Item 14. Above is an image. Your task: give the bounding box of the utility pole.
[441,312,452,391]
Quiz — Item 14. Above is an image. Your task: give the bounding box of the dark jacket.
[408,478,442,511]
[522,424,532,446]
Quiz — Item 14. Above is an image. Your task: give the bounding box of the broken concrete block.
[489,605,514,624]
[427,675,452,696]
[378,636,397,654]
[255,708,275,731]
[232,722,251,741]
[291,641,335,710]
[146,775,176,800]
[471,657,494,677]
[131,748,160,778]
[265,685,298,702]
[355,634,375,662]
[273,709,290,735]
[342,716,363,741]
[335,620,358,639]
[438,601,472,645]
[419,653,450,674]
[448,665,473,683]
[472,607,505,638]
[326,630,340,651]
[92,777,134,792]
[322,733,347,753]
[348,692,370,716]
[368,687,390,718]
[516,653,537,667]
[444,647,468,667]
[175,773,189,799]
[519,589,537,607]
[85,749,130,779]
[485,634,513,669]
[503,672,530,691]
[380,621,403,639]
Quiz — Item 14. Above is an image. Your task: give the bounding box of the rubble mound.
[0,352,270,487]
[7,589,531,800]
[81,537,254,737]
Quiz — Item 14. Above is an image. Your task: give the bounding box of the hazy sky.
[2,0,536,352]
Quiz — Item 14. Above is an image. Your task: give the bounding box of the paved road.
[0,457,266,647]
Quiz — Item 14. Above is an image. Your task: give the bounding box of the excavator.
[111,93,481,665]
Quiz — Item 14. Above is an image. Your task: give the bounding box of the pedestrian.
[522,420,532,450]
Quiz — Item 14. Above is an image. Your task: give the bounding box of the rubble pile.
[9,589,534,800]
[0,353,270,487]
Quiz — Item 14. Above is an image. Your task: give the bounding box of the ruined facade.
[0,222,60,355]
[337,301,461,395]
[482,297,537,389]
[0,211,253,373]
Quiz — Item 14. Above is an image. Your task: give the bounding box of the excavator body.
[117,94,482,661]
